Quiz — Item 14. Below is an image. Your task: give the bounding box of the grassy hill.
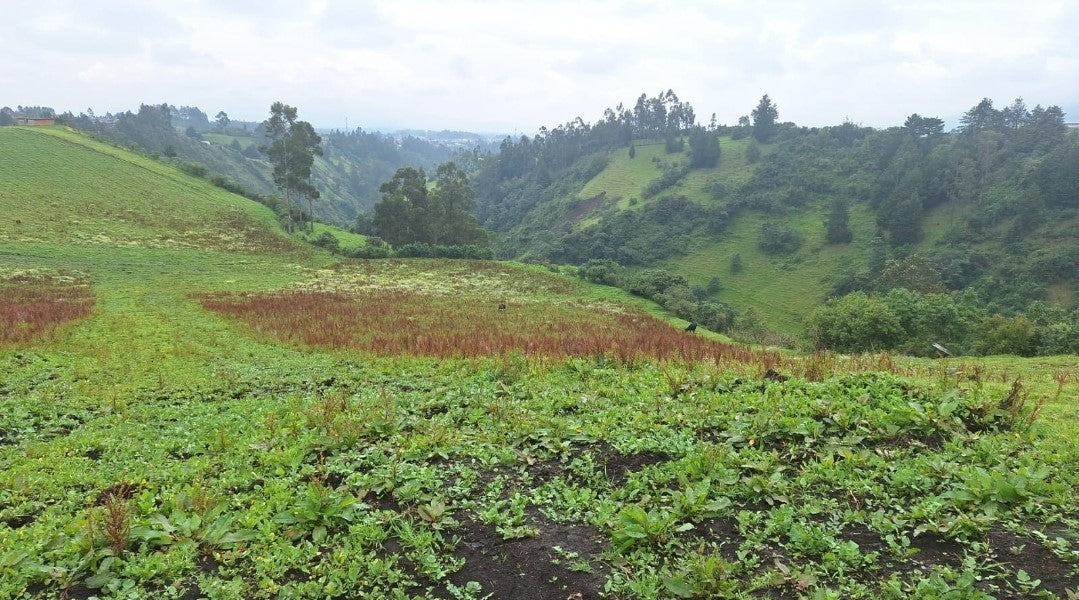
[1,126,1077,599]
[0,127,297,254]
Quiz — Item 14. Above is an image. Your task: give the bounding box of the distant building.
[16,117,56,126]
[1066,122,1079,130]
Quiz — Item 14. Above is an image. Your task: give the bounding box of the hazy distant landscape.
[2,1,1078,599]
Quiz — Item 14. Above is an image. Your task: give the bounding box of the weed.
[100,484,133,557]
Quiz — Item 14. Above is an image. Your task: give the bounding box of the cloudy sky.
[3,0,1077,133]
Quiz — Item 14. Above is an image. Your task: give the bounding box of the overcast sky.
[3,0,1077,133]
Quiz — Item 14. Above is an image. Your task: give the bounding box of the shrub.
[692,301,738,333]
[643,166,690,198]
[627,269,689,299]
[807,292,904,352]
[973,315,1036,356]
[1036,320,1079,355]
[178,161,208,178]
[758,222,803,255]
[394,243,493,260]
[730,254,744,273]
[578,259,623,286]
[745,141,761,164]
[346,244,393,259]
[312,231,340,252]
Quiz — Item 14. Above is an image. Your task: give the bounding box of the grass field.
[1,127,1076,599]
[665,199,878,336]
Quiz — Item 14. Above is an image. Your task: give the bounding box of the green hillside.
[0,127,296,254]
[477,120,1079,348]
[664,199,879,334]
[2,125,1078,599]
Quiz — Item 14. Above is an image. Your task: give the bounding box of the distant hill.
[471,98,1079,343]
[57,105,497,226]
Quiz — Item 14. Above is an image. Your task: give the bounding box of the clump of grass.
[199,289,779,364]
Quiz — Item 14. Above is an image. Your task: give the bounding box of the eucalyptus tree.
[261,102,322,232]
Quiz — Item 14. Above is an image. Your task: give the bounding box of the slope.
[0,127,298,255]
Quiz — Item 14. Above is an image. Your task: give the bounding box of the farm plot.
[2,357,1077,599]
[199,288,772,364]
[0,271,93,346]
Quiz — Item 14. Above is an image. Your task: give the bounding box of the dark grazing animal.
[498,302,506,312]
[685,322,697,332]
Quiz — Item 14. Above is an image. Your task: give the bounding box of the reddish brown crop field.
[200,289,779,364]
[0,279,93,345]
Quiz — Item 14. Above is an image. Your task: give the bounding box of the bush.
[209,175,248,196]
[758,222,803,255]
[345,239,393,259]
[177,161,208,178]
[745,141,761,164]
[394,243,494,260]
[312,231,340,252]
[578,259,623,286]
[627,269,689,299]
[973,315,1036,356]
[807,292,904,352]
[642,166,689,198]
[692,301,738,333]
[730,254,744,273]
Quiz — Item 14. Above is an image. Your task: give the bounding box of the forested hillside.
[469,93,1079,353]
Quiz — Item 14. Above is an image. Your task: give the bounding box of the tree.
[373,163,488,247]
[825,198,853,244]
[745,140,761,163]
[729,253,744,273]
[0,107,13,126]
[877,191,923,245]
[959,98,1003,135]
[215,111,230,131]
[751,94,779,143]
[1033,142,1079,207]
[261,102,322,233]
[973,315,1036,356]
[1001,97,1029,131]
[903,113,944,138]
[578,259,623,286]
[374,167,428,245]
[867,235,889,277]
[431,162,486,245]
[877,255,946,294]
[687,127,720,168]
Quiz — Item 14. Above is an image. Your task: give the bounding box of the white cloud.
[1,0,1076,130]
